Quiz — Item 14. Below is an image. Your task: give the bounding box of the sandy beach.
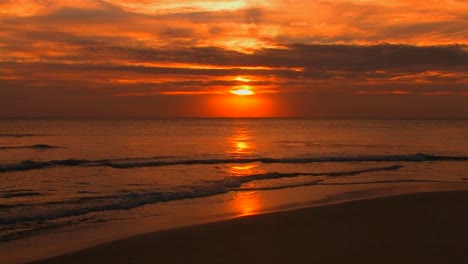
[29,190,468,264]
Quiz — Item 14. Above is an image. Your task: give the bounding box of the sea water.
[1,118,468,262]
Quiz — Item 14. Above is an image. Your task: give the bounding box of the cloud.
[245,8,262,24]
[1,44,466,97]
[0,0,467,117]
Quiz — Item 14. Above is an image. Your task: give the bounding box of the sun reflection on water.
[232,191,261,216]
[225,122,265,216]
[235,141,249,151]
[229,164,257,177]
[227,126,254,158]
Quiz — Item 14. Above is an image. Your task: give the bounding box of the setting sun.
[230,87,255,96]
[1,0,468,263]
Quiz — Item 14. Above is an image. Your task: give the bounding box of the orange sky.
[0,0,467,117]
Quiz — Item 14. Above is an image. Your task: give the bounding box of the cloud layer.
[1,0,467,117]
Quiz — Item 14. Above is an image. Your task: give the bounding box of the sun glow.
[108,0,248,14]
[234,76,252,82]
[208,93,274,117]
[230,86,254,96]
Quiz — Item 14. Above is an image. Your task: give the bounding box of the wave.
[0,215,105,243]
[234,179,453,191]
[0,165,403,225]
[0,133,42,137]
[0,144,59,150]
[1,153,467,173]
[0,191,44,199]
[231,165,403,184]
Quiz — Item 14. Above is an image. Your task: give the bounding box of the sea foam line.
[1,153,467,173]
[0,165,403,225]
[234,179,453,191]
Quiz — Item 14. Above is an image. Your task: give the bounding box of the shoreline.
[5,182,468,264]
[28,189,468,264]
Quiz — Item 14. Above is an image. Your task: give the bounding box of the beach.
[2,0,467,261]
[29,190,468,264]
[1,119,468,263]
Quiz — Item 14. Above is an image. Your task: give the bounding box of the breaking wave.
[1,153,467,173]
[0,144,59,150]
[0,165,402,227]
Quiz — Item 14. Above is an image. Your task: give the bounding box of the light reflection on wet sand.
[232,191,262,216]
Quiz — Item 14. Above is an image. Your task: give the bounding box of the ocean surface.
[1,118,468,260]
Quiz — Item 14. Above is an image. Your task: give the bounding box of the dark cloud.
[1,43,467,101]
[160,27,194,38]
[2,44,467,83]
[379,21,468,39]
[245,8,262,24]
[152,8,267,24]
[77,44,468,73]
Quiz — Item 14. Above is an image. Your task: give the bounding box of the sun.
[230,86,255,96]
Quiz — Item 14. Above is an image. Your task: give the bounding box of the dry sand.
[30,190,468,264]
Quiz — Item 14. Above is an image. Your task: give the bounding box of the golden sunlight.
[208,94,274,117]
[225,124,265,176]
[232,191,261,216]
[230,86,255,96]
[227,126,252,157]
[109,0,248,14]
[234,76,251,82]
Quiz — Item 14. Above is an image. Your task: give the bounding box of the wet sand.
[30,190,468,264]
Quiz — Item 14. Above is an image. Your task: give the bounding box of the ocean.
[1,118,468,262]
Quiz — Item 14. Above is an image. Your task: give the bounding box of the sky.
[0,0,467,118]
